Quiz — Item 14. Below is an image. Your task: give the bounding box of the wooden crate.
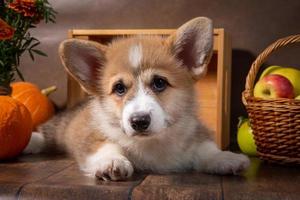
[67,29,231,150]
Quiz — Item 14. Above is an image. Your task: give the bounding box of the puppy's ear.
[166,17,213,79]
[59,39,106,94]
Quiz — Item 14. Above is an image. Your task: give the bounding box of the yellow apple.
[237,117,257,156]
[259,65,281,78]
[260,66,300,96]
[295,95,300,100]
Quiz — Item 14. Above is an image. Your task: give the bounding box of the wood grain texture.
[0,183,22,200]
[1,155,299,200]
[19,184,133,200]
[0,154,73,200]
[18,164,146,200]
[223,158,300,200]
[132,173,222,200]
[195,54,218,133]
[0,154,73,183]
[70,29,220,51]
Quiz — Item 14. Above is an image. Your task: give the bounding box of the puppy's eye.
[151,76,168,92]
[113,82,127,96]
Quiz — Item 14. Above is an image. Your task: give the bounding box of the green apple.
[237,117,257,156]
[260,65,300,96]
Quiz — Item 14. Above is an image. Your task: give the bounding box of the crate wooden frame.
[67,28,231,150]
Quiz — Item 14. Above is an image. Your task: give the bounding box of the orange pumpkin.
[11,82,56,130]
[0,96,32,159]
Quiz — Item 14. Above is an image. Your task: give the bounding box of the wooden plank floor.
[0,154,299,200]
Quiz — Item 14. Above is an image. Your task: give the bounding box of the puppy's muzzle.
[130,112,151,132]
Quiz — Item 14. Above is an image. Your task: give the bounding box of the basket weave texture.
[242,34,300,165]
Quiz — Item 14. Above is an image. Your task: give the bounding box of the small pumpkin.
[11,82,56,130]
[0,96,32,159]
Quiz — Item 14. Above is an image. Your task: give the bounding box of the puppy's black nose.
[130,113,151,132]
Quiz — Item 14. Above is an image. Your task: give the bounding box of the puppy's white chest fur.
[125,138,194,172]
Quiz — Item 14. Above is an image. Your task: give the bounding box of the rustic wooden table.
[0,154,299,200]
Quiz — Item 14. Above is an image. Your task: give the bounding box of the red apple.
[254,74,295,99]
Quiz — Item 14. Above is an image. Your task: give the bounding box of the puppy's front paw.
[205,151,250,175]
[94,156,134,181]
[82,144,134,181]
[23,132,45,154]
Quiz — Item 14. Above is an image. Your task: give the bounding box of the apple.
[243,157,262,179]
[237,117,257,156]
[260,65,300,96]
[254,74,294,99]
[295,95,300,100]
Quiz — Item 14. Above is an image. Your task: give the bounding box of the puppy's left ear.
[166,17,213,79]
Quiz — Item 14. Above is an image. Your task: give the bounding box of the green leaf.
[49,18,56,23]
[29,41,41,50]
[32,49,47,57]
[22,37,34,49]
[0,0,56,85]
[16,54,20,65]
[28,50,35,61]
[238,116,248,128]
[15,66,25,81]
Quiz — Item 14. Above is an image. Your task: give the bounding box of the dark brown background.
[19,0,300,147]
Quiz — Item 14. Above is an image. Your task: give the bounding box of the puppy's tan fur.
[24,17,250,181]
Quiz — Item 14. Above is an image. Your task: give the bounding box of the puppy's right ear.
[59,39,106,95]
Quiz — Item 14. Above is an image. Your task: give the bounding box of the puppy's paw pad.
[207,151,250,175]
[95,157,134,181]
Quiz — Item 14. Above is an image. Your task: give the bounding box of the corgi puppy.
[24,17,250,181]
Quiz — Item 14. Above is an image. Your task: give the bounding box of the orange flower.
[8,0,37,17]
[0,18,15,40]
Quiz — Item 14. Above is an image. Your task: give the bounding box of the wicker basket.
[242,34,300,165]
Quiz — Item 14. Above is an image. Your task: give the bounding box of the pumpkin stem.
[0,85,12,96]
[41,86,57,96]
